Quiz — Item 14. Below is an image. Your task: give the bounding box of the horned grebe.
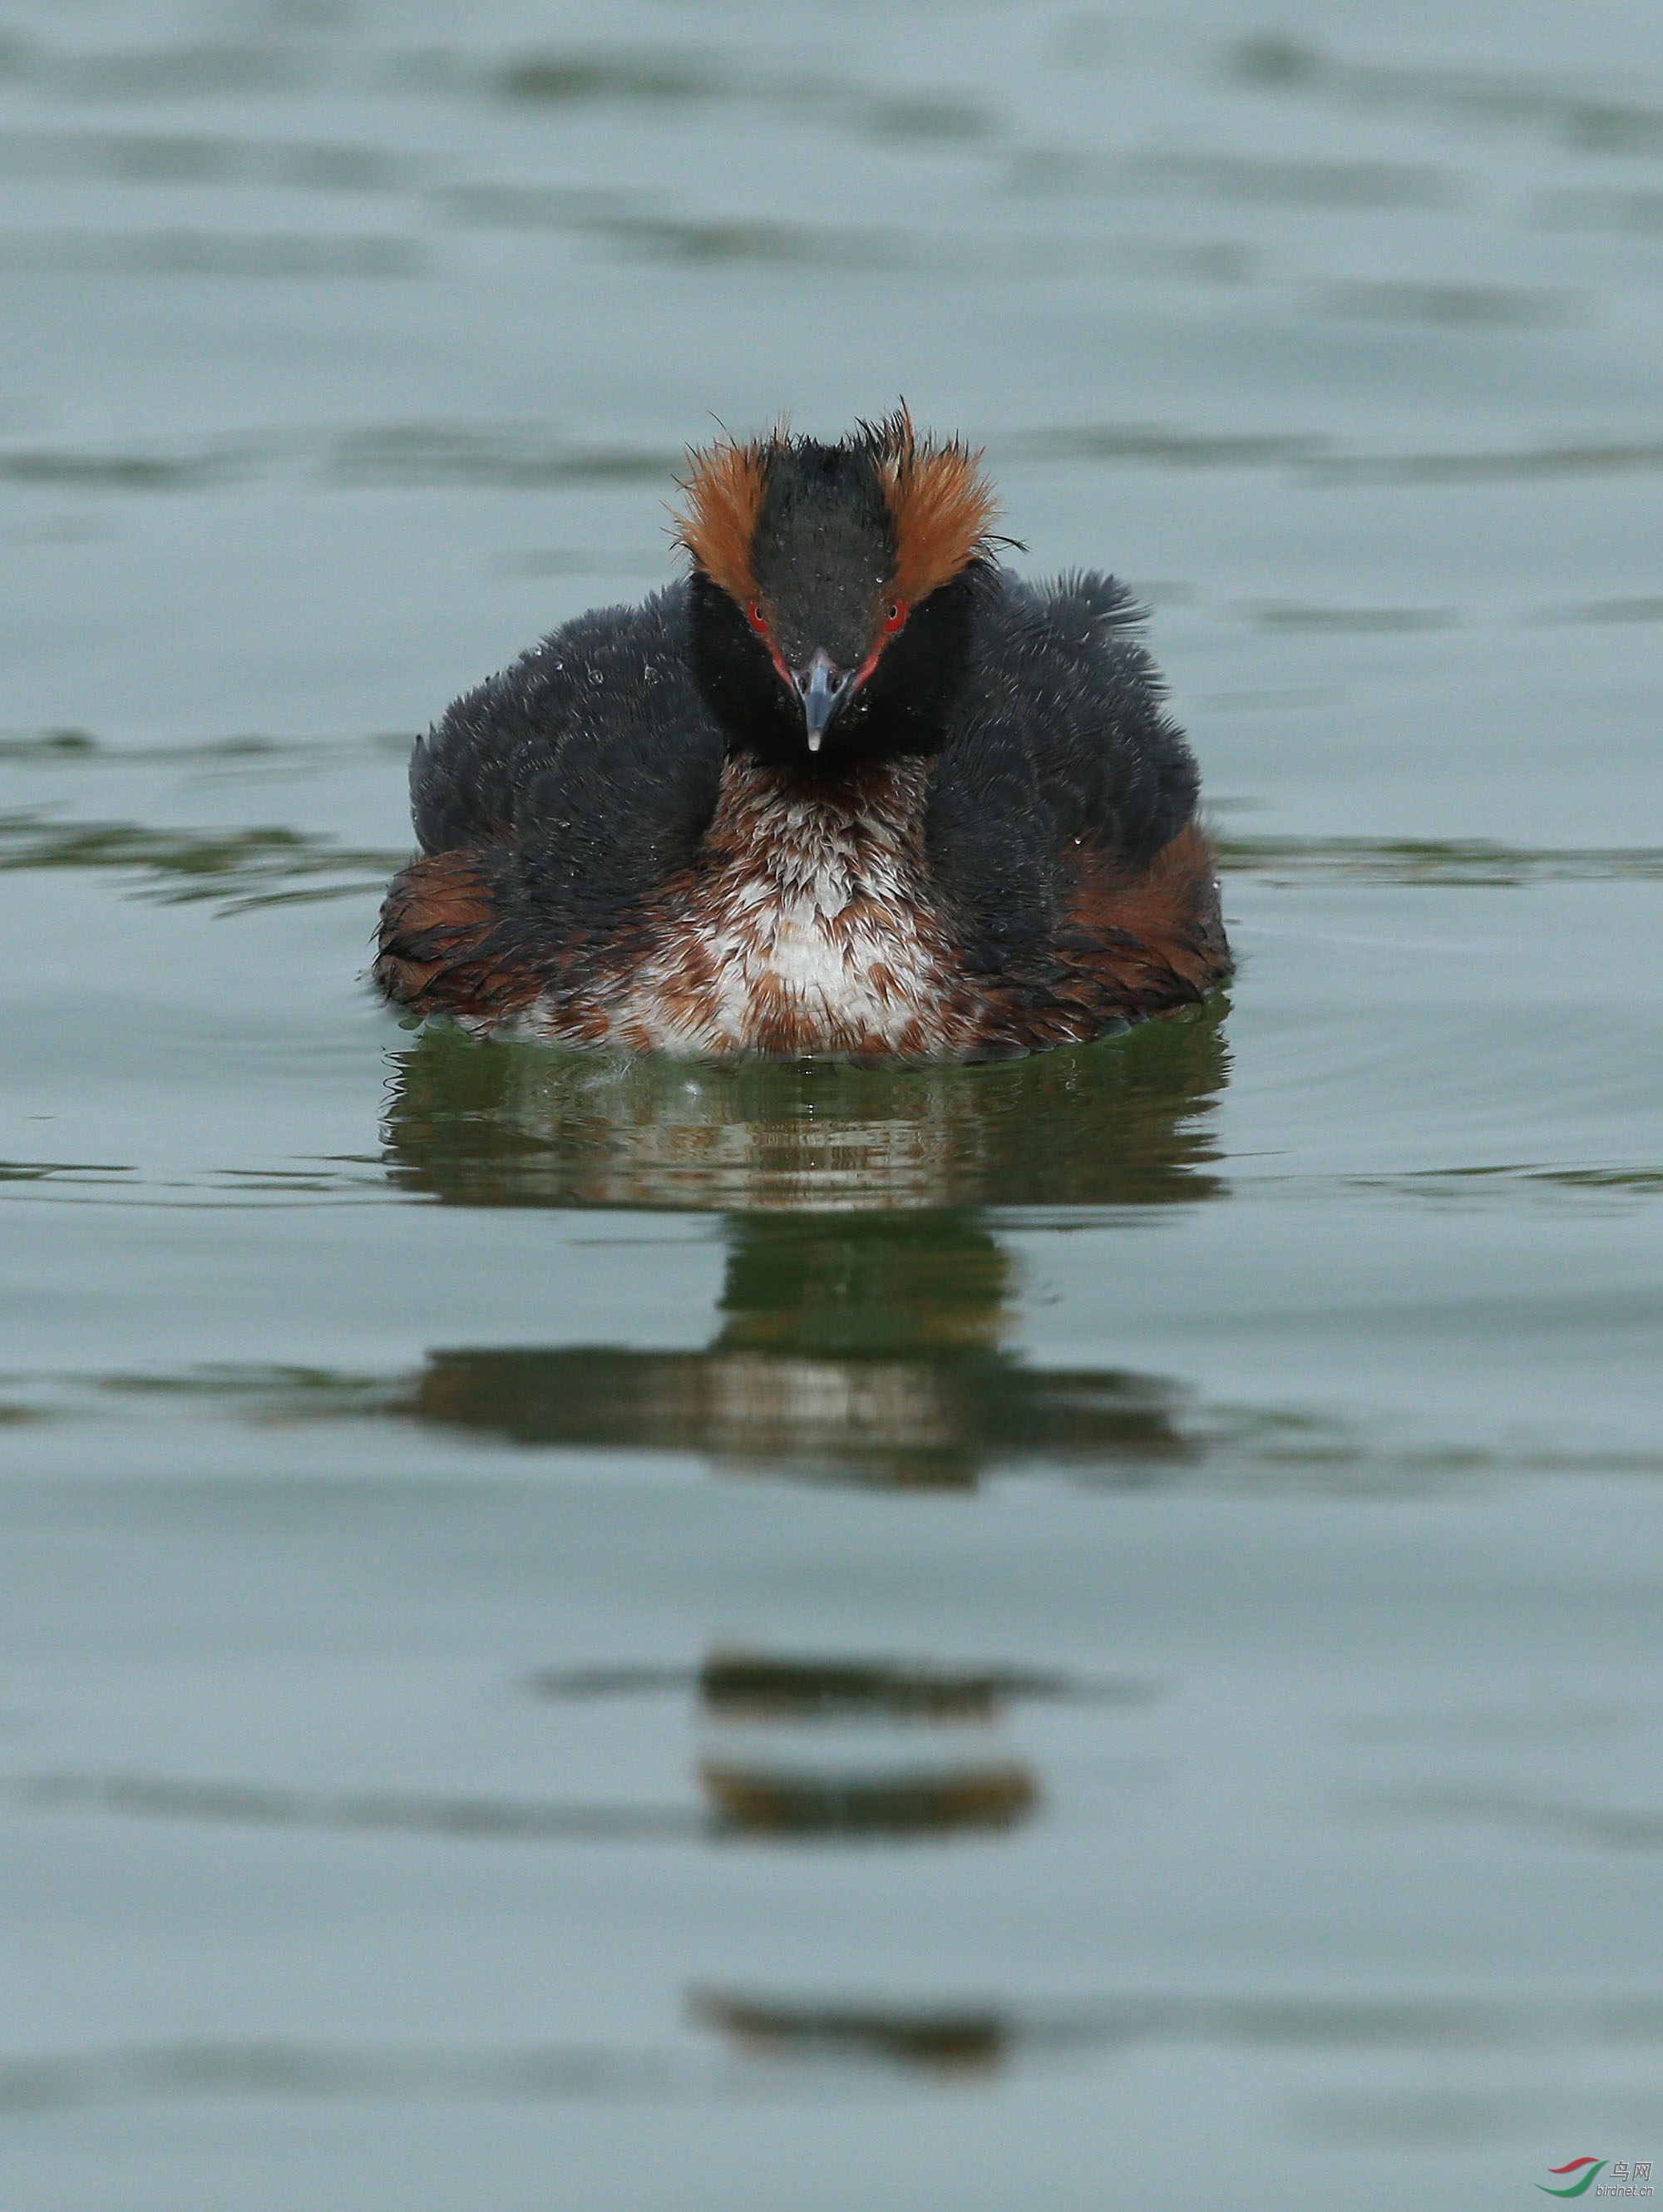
[375,412,1229,1061]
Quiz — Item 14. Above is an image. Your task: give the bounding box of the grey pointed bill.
[793,647,851,753]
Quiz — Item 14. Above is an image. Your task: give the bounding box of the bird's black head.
[674,411,998,773]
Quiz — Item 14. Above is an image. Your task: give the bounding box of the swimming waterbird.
[376,412,1230,1061]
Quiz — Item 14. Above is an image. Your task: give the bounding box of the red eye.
[746,601,768,635]
[882,600,908,634]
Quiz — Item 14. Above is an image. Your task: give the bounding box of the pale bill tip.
[806,730,822,753]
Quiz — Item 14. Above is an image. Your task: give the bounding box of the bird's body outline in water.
[375,410,1231,1063]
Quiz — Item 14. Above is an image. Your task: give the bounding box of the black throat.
[686,563,988,777]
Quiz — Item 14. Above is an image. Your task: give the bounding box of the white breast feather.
[548,763,957,1057]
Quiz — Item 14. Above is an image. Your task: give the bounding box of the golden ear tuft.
[863,407,999,605]
[669,431,777,603]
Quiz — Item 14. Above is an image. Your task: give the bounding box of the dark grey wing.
[925,570,1202,970]
[408,582,725,928]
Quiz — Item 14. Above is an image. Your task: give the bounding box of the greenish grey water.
[3,3,1663,2206]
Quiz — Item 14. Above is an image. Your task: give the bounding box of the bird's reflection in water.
[684,1649,1105,1720]
[690,1990,1013,2073]
[406,1215,1191,1488]
[690,1645,1042,1840]
[382,995,1228,1214]
[382,1003,1230,1488]
[526,1647,1150,1842]
[699,1757,1037,1838]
